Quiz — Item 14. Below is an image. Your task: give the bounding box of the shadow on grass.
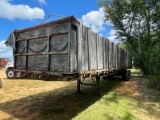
[0,77,123,120]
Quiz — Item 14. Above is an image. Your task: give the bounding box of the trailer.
[5,16,132,93]
[0,58,9,68]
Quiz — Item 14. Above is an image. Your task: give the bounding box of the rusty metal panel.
[88,29,97,70]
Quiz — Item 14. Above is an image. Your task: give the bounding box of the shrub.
[147,75,160,90]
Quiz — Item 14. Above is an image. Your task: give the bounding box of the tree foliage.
[99,0,160,75]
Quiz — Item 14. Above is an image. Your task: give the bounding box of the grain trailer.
[5,16,132,93]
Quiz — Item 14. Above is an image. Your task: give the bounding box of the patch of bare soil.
[117,74,160,101]
[117,74,160,120]
[117,74,143,97]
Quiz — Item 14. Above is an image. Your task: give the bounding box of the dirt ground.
[117,74,160,101]
[0,68,160,120]
[117,74,160,120]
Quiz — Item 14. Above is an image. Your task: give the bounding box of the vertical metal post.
[96,76,100,95]
[76,75,82,94]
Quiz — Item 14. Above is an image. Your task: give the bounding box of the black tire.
[128,70,131,79]
[6,70,15,79]
[122,70,130,81]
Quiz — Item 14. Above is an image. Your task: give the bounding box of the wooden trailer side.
[14,17,80,75]
[109,41,113,68]
[97,35,104,70]
[104,38,109,69]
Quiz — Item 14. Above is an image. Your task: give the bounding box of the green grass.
[73,91,135,120]
[0,69,160,120]
[130,68,141,74]
[71,78,160,120]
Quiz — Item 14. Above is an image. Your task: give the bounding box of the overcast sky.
[0,0,117,60]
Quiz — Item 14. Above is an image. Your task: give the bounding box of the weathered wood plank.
[50,22,70,34]
[116,46,120,68]
[97,36,103,70]
[88,29,97,70]
[70,25,78,72]
[28,37,47,53]
[104,38,109,69]
[81,26,89,72]
[16,22,70,40]
[15,56,26,69]
[16,41,26,54]
[125,52,128,68]
[28,55,48,69]
[112,44,116,68]
[77,22,83,73]
[50,34,68,52]
[102,38,105,69]
[50,54,68,72]
[109,41,113,68]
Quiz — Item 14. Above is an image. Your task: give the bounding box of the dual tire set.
[103,70,131,81]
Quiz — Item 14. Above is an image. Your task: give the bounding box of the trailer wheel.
[6,70,15,79]
[122,70,130,81]
[128,70,131,79]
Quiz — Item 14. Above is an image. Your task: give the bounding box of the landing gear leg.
[76,75,82,94]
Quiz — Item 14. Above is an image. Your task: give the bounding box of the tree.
[99,0,160,75]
